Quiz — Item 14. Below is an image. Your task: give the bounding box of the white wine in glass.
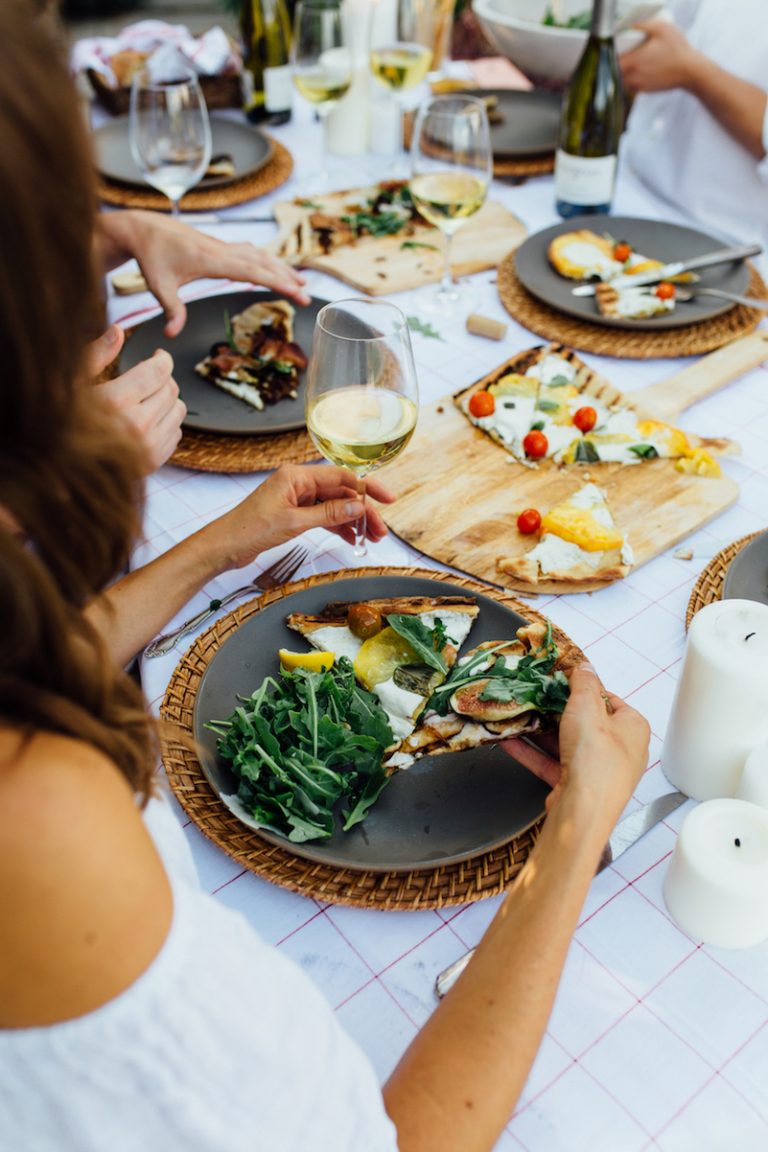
[129,66,212,216]
[370,43,432,92]
[410,95,492,307]
[306,300,419,558]
[292,2,352,115]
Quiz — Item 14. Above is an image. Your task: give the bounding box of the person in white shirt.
[619,0,768,249]
[0,6,650,1152]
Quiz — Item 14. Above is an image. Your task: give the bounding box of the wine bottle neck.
[589,0,617,38]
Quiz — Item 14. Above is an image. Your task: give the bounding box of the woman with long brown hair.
[0,7,649,1150]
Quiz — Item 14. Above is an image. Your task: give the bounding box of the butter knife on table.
[571,243,762,297]
[434,790,686,999]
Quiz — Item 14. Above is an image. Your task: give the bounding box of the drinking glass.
[305,300,419,558]
[410,95,492,308]
[292,2,352,122]
[129,66,212,216]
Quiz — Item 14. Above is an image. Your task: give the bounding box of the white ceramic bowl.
[472,0,657,86]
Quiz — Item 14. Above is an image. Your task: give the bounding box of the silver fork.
[144,544,308,658]
[675,286,768,310]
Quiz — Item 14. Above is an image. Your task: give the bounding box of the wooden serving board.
[383,330,768,594]
[270,187,527,295]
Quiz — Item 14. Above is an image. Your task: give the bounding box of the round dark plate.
[722,532,768,605]
[94,115,273,189]
[475,88,561,159]
[193,574,549,872]
[120,290,328,435]
[515,216,752,331]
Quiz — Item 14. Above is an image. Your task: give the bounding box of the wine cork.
[466,313,507,341]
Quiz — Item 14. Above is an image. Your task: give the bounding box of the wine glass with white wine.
[305,300,419,558]
[129,66,212,216]
[410,95,492,308]
[291,0,352,188]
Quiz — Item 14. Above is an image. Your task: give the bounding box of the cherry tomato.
[613,241,632,263]
[573,405,598,433]
[468,390,495,418]
[523,429,549,458]
[655,281,676,300]
[517,508,542,535]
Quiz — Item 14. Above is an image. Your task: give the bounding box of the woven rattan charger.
[686,532,763,628]
[402,110,553,182]
[497,252,767,359]
[169,426,319,473]
[160,566,581,910]
[99,136,293,211]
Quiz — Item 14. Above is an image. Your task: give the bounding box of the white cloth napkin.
[70,20,241,85]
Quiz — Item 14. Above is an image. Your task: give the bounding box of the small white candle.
[737,745,768,809]
[663,799,768,948]
[369,98,401,156]
[662,599,768,800]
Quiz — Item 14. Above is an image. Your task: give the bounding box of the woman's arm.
[383,665,650,1152]
[85,464,395,666]
[620,20,767,159]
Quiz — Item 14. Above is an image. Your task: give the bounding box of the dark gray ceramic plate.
[722,532,768,605]
[193,574,549,872]
[475,88,561,159]
[515,216,751,331]
[120,290,328,435]
[93,115,273,189]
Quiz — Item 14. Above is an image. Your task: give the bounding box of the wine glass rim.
[418,94,488,116]
[316,298,409,342]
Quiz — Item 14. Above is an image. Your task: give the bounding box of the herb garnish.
[400,240,440,252]
[341,209,409,238]
[547,374,572,386]
[575,439,600,463]
[537,398,560,412]
[407,316,445,341]
[296,198,322,209]
[207,659,393,842]
[629,444,659,459]
[223,309,238,352]
[387,613,449,674]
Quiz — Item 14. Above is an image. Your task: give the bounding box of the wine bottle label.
[555,150,617,206]
[264,65,292,113]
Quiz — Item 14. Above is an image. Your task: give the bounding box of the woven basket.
[88,68,243,116]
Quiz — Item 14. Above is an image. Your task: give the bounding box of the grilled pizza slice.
[287,596,479,742]
[595,282,675,320]
[384,621,575,771]
[499,483,632,586]
[194,299,308,411]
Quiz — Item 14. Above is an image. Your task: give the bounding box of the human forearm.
[685,55,767,159]
[383,788,611,1152]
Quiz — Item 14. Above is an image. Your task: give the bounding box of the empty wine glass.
[305,300,419,558]
[129,65,212,216]
[410,95,492,309]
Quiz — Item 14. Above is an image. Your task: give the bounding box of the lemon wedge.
[674,449,721,478]
[353,626,418,691]
[279,649,335,673]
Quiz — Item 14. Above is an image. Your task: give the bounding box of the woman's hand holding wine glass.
[410,95,492,309]
[305,300,419,559]
[129,65,212,216]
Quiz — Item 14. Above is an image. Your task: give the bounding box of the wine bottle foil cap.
[590,0,618,37]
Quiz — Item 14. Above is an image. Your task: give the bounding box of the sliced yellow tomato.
[636,419,690,457]
[542,507,624,553]
[548,230,615,279]
[488,373,538,399]
[353,626,418,690]
[675,449,722,478]
[279,648,335,673]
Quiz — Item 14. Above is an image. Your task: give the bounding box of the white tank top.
[0,791,399,1151]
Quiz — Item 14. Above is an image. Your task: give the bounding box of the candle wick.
[735,838,741,848]
[745,632,756,641]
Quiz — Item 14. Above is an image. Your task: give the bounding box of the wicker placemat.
[497,253,767,359]
[169,425,319,472]
[685,532,762,628]
[402,109,553,181]
[98,137,293,210]
[159,566,570,909]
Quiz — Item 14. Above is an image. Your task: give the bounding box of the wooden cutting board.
[270,187,527,295]
[382,330,768,594]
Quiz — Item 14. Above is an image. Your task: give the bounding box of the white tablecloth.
[107,94,768,1152]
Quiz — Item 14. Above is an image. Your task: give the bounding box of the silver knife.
[179,213,275,225]
[571,243,763,297]
[434,790,687,999]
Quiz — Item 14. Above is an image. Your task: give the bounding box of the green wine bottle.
[554,0,624,218]
[241,0,293,125]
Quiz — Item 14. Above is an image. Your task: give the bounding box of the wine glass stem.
[169,198,181,218]
[353,476,368,558]
[440,231,454,295]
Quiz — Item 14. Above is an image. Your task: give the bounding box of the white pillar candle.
[369,98,401,155]
[662,599,768,800]
[737,745,768,809]
[325,0,373,156]
[663,799,768,948]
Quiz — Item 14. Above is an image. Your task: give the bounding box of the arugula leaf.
[575,439,600,463]
[223,310,238,352]
[400,240,440,252]
[209,658,394,842]
[341,209,408,237]
[530,420,546,432]
[629,443,659,459]
[407,316,445,341]
[386,614,448,674]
